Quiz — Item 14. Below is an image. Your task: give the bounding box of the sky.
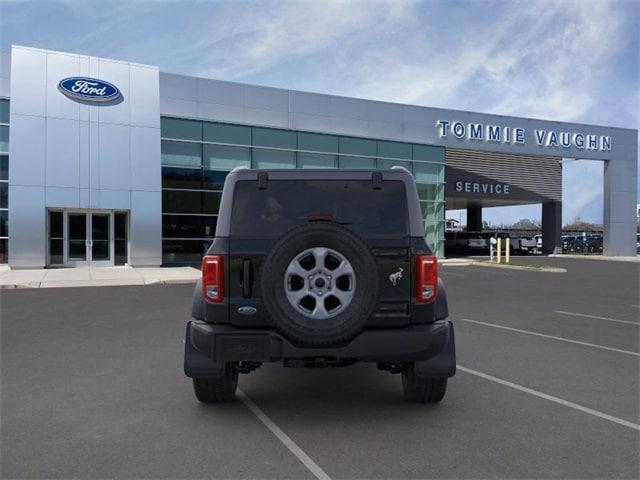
[1,0,638,226]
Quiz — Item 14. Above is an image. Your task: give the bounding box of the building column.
[603,155,637,256]
[542,201,562,254]
[466,205,482,232]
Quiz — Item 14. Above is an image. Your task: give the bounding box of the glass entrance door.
[67,213,88,266]
[90,213,111,265]
[49,210,129,267]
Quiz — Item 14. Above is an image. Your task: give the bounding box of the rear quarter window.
[230,180,409,237]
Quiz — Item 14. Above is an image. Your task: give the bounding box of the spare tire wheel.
[260,223,379,346]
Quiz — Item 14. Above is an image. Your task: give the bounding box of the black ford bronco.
[184,167,455,403]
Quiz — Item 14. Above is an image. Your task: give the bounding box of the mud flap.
[183,321,226,378]
[414,321,456,377]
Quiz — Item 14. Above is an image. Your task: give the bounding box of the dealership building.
[0,45,637,268]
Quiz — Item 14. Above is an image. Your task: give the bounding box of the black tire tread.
[192,364,238,403]
[402,363,447,403]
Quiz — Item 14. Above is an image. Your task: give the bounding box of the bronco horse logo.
[389,267,403,286]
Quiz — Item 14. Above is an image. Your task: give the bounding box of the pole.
[505,237,510,263]
[496,237,502,264]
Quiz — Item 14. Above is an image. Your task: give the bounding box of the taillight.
[416,255,438,303]
[202,255,224,303]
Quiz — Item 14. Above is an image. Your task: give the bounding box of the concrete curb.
[550,254,640,263]
[0,278,199,289]
[471,261,567,273]
[0,265,200,289]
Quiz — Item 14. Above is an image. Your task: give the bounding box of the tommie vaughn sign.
[58,77,121,102]
[436,120,612,152]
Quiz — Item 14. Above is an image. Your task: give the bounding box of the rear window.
[230,180,409,237]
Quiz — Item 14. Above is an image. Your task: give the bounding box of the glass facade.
[0,99,8,264]
[160,117,445,264]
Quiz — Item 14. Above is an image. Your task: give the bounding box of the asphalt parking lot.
[1,257,639,479]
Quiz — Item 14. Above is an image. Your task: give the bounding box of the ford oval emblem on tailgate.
[238,306,257,315]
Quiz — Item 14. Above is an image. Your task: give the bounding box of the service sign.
[58,77,121,102]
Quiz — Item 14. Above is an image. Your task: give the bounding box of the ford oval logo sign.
[58,77,121,102]
[238,306,257,316]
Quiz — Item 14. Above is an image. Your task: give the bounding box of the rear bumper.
[184,320,456,377]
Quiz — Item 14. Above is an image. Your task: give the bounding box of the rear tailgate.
[225,176,413,328]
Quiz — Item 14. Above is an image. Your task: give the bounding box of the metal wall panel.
[9,114,45,186]
[100,189,131,210]
[97,59,130,126]
[8,185,45,267]
[197,102,244,124]
[130,190,161,266]
[130,126,161,191]
[45,51,80,121]
[78,121,90,189]
[243,107,288,129]
[291,91,330,116]
[603,152,637,256]
[46,117,80,188]
[98,122,130,190]
[197,78,243,106]
[130,65,160,128]
[245,85,288,112]
[10,48,46,117]
[46,186,79,208]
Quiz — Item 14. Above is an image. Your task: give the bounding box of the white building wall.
[8,46,161,267]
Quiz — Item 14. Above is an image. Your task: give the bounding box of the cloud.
[344,0,627,123]
[190,0,420,81]
[173,0,633,130]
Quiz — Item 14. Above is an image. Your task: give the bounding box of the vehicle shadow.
[232,362,449,422]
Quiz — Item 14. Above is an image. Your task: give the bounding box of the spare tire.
[260,223,379,346]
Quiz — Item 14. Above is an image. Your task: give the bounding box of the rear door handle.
[242,259,252,298]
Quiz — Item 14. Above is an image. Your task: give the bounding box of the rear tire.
[192,363,238,403]
[401,363,447,403]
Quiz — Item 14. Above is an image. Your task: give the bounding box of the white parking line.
[238,389,331,480]
[459,318,640,357]
[554,310,639,326]
[458,366,640,431]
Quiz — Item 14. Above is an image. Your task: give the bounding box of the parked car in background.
[564,234,603,254]
[467,232,488,252]
[445,231,488,255]
[518,236,537,254]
